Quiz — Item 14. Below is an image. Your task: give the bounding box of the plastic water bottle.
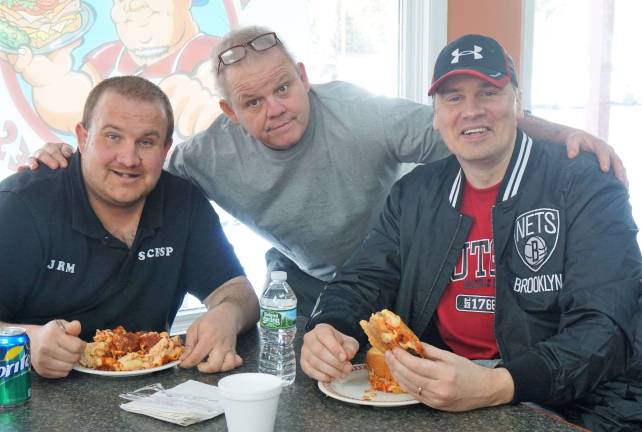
[259,271,297,386]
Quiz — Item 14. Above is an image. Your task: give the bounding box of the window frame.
[399,0,448,104]
[520,0,535,112]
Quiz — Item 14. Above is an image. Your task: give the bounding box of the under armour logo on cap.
[451,45,483,64]
[428,34,518,96]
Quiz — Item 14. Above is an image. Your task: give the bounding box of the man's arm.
[0,193,85,378]
[0,320,85,379]
[177,188,258,373]
[518,114,627,186]
[0,41,96,133]
[179,275,259,372]
[202,275,259,333]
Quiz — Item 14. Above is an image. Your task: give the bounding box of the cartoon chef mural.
[0,0,243,178]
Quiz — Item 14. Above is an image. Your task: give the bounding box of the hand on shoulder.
[18,142,74,172]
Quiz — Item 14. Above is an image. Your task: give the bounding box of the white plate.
[72,360,180,377]
[318,364,419,407]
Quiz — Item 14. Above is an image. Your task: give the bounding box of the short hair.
[214,25,297,98]
[82,76,174,143]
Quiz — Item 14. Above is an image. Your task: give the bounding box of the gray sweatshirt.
[166,81,448,281]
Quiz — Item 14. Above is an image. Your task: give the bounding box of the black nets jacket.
[308,130,642,410]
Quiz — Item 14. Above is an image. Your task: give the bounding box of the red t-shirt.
[436,180,500,359]
[84,34,220,80]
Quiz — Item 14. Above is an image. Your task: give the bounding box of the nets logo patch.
[514,208,559,272]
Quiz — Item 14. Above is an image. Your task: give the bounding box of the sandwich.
[359,309,425,393]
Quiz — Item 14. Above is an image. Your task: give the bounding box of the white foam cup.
[218,373,283,432]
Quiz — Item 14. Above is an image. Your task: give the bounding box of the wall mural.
[0,0,242,178]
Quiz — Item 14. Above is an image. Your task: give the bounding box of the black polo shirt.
[0,153,244,340]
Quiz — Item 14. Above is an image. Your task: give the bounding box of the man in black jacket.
[301,34,642,431]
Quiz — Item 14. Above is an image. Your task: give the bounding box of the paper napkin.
[120,380,223,426]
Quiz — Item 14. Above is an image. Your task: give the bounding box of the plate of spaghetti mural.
[0,1,95,55]
[318,364,420,407]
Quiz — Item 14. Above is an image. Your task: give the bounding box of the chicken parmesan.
[79,326,183,371]
[359,309,425,393]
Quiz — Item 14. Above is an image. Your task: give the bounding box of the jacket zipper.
[418,213,464,318]
[491,204,507,363]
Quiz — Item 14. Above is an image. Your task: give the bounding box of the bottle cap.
[271,271,287,281]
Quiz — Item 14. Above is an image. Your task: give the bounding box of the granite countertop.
[0,320,582,432]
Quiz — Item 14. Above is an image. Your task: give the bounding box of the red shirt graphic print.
[436,179,500,359]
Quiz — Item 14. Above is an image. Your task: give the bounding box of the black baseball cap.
[428,34,518,96]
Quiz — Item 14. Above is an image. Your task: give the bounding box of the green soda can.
[0,327,31,409]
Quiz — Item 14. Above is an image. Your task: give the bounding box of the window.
[523,0,642,246]
[238,0,400,96]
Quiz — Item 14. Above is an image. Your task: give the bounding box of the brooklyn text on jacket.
[513,273,563,294]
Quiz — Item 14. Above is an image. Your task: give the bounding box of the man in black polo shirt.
[0,76,259,378]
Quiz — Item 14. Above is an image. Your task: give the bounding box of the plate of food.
[318,363,419,407]
[72,326,184,377]
[318,309,426,407]
[0,1,95,54]
[73,360,180,377]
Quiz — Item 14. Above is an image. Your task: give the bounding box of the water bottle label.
[260,307,296,329]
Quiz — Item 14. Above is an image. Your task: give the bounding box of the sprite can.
[0,327,31,409]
